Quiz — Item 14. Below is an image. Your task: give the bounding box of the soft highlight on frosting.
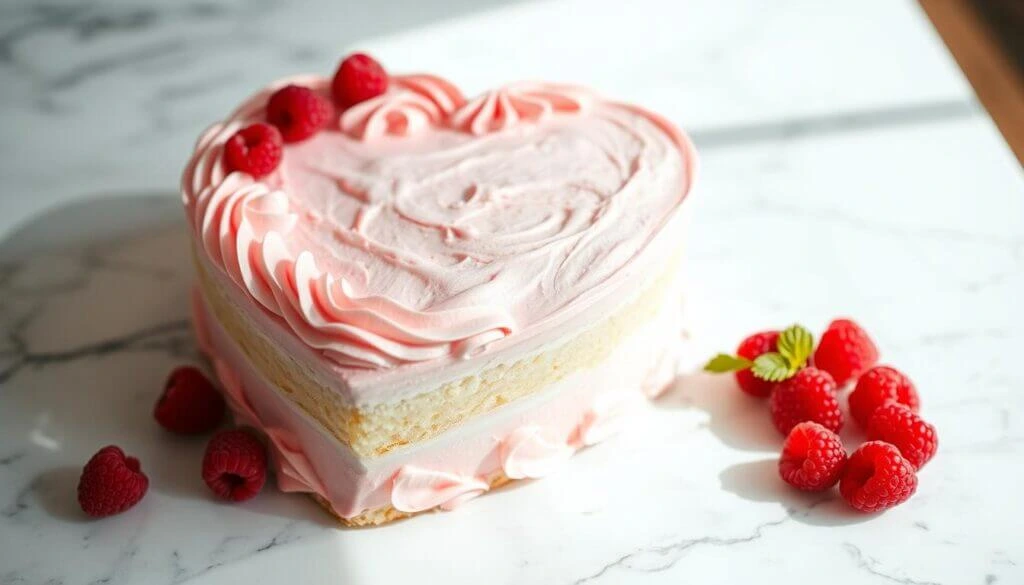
[182,73,693,369]
[500,426,575,479]
[390,466,489,513]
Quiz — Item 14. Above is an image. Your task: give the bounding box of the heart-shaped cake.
[183,54,697,525]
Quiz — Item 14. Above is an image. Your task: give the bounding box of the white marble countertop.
[1,0,1022,583]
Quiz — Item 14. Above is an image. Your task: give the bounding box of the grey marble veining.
[1,0,1022,583]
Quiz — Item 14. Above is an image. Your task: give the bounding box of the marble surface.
[1,0,1023,583]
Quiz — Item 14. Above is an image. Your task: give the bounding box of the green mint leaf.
[703,353,753,373]
[750,352,793,382]
[777,324,814,370]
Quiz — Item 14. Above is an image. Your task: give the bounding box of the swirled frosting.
[182,73,693,369]
[500,425,575,479]
[390,466,489,512]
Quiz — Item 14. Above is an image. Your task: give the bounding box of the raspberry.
[154,366,226,435]
[331,52,388,108]
[840,441,917,513]
[202,429,267,502]
[849,365,920,429]
[77,446,149,518]
[266,85,334,143]
[734,330,780,397]
[867,403,937,469]
[223,123,283,178]
[779,422,847,491]
[813,318,879,386]
[769,367,843,435]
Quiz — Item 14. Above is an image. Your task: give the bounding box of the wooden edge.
[919,0,1024,166]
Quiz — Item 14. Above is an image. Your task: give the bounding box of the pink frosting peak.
[340,74,465,140]
[448,83,590,135]
[182,72,695,370]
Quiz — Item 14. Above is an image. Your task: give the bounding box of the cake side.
[194,265,685,523]
[196,240,685,457]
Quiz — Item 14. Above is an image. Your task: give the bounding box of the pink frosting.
[448,83,589,135]
[500,426,575,479]
[340,75,464,140]
[390,466,489,513]
[573,392,641,447]
[192,284,685,518]
[182,73,694,370]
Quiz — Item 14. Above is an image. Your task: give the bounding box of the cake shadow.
[0,192,337,528]
[719,459,873,526]
[654,371,781,453]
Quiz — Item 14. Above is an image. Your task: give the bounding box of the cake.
[181,54,698,526]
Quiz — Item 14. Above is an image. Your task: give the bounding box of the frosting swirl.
[340,75,465,140]
[182,74,693,369]
[390,466,488,512]
[448,83,589,135]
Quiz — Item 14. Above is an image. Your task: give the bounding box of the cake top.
[182,55,696,369]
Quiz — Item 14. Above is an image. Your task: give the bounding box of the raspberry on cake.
[266,85,334,143]
[181,58,697,525]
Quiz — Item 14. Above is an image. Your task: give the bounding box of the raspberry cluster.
[705,319,938,513]
[77,366,269,517]
[222,52,388,178]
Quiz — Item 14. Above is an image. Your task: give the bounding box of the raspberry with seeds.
[840,441,917,513]
[769,367,843,435]
[202,429,267,502]
[813,318,879,386]
[223,123,283,178]
[266,84,334,143]
[849,365,920,429]
[734,330,780,397]
[332,52,388,108]
[78,446,149,518]
[779,422,847,491]
[867,403,937,469]
[154,366,225,435]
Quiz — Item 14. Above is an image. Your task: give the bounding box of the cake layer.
[194,279,684,523]
[181,73,697,387]
[195,238,684,457]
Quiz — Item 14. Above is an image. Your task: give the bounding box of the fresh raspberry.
[223,123,283,178]
[769,367,843,435]
[849,365,920,429]
[154,366,226,435]
[266,85,334,143]
[331,52,388,108]
[77,446,149,518]
[867,403,937,469]
[840,441,918,513]
[779,422,847,491]
[202,429,267,502]
[812,318,879,386]
[734,330,780,397]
